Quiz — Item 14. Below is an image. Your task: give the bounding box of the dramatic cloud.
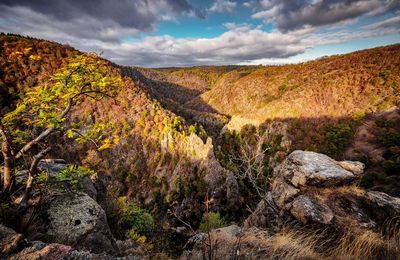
[210,0,237,13]
[364,15,400,30]
[0,0,203,42]
[106,25,309,67]
[100,21,399,67]
[0,0,398,67]
[252,0,400,31]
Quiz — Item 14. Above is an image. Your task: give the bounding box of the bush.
[378,132,400,147]
[323,123,353,157]
[0,203,17,227]
[199,212,228,232]
[118,199,154,235]
[125,229,147,244]
[360,171,387,188]
[382,159,400,175]
[50,165,93,191]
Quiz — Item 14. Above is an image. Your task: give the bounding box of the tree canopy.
[0,53,122,203]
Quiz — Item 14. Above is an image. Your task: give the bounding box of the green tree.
[0,53,121,209]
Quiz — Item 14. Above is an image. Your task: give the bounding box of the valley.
[0,33,399,259]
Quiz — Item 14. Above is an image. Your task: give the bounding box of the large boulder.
[290,195,333,225]
[247,150,400,230]
[276,150,363,188]
[46,192,115,254]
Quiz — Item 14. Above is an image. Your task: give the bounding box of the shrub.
[0,203,17,227]
[375,118,396,128]
[382,160,400,175]
[125,229,147,244]
[323,123,353,157]
[360,171,387,188]
[118,199,154,235]
[199,212,228,232]
[54,165,93,191]
[278,84,288,95]
[378,132,400,147]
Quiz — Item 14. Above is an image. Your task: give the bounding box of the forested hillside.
[131,45,400,196]
[1,34,400,259]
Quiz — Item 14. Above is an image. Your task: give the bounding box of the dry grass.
[267,228,321,259]
[308,184,366,199]
[186,223,400,260]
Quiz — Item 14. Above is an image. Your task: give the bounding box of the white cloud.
[251,0,400,31]
[0,1,398,67]
[364,15,400,30]
[210,0,237,13]
[0,0,203,42]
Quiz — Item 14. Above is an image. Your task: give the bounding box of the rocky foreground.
[1,150,400,259]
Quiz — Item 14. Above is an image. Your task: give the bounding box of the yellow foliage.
[29,54,41,61]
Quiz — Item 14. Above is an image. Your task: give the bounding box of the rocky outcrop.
[0,225,24,256]
[9,242,73,260]
[7,239,145,260]
[290,195,333,225]
[246,150,400,231]
[225,173,240,211]
[275,151,363,188]
[46,192,115,254]
[1,224,145,259]
[15,159,98,200]
[244,192,280,233]
[37,159,69,175]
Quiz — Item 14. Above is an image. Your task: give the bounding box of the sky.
[0,0,399,67]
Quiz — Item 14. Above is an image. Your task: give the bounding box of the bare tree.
[229,131,270,198]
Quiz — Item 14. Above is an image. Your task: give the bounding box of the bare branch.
[15,100,73,160]
[71,129,99,148]
[19,147,51,211]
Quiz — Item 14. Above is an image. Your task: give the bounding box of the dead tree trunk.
[0,122,14,193]
[18,147,51,211]
[1,140,13,193]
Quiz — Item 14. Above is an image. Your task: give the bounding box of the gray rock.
[0,224,16,239]
[214,225,242,237]
[290,195,334,225]
[187,233,206,246]
[82,176,98,200]
[279,150,361,187]
[0,224,24,255]
[336,161,364,176]
[8,241,142,260]
[46,192,115,253]
[366,191,400,223]
[271,179,299,209]
[38,159,69,176]
[367,191,400,212]
[244,192,280,233]
[9,242,72,260]
[115,239,146,257]
[225,173,240,210]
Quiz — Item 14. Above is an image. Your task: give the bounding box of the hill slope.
[1,34,399,257]
[0,34,241,253]
[128,45,400,195]
[137,45,399,130]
